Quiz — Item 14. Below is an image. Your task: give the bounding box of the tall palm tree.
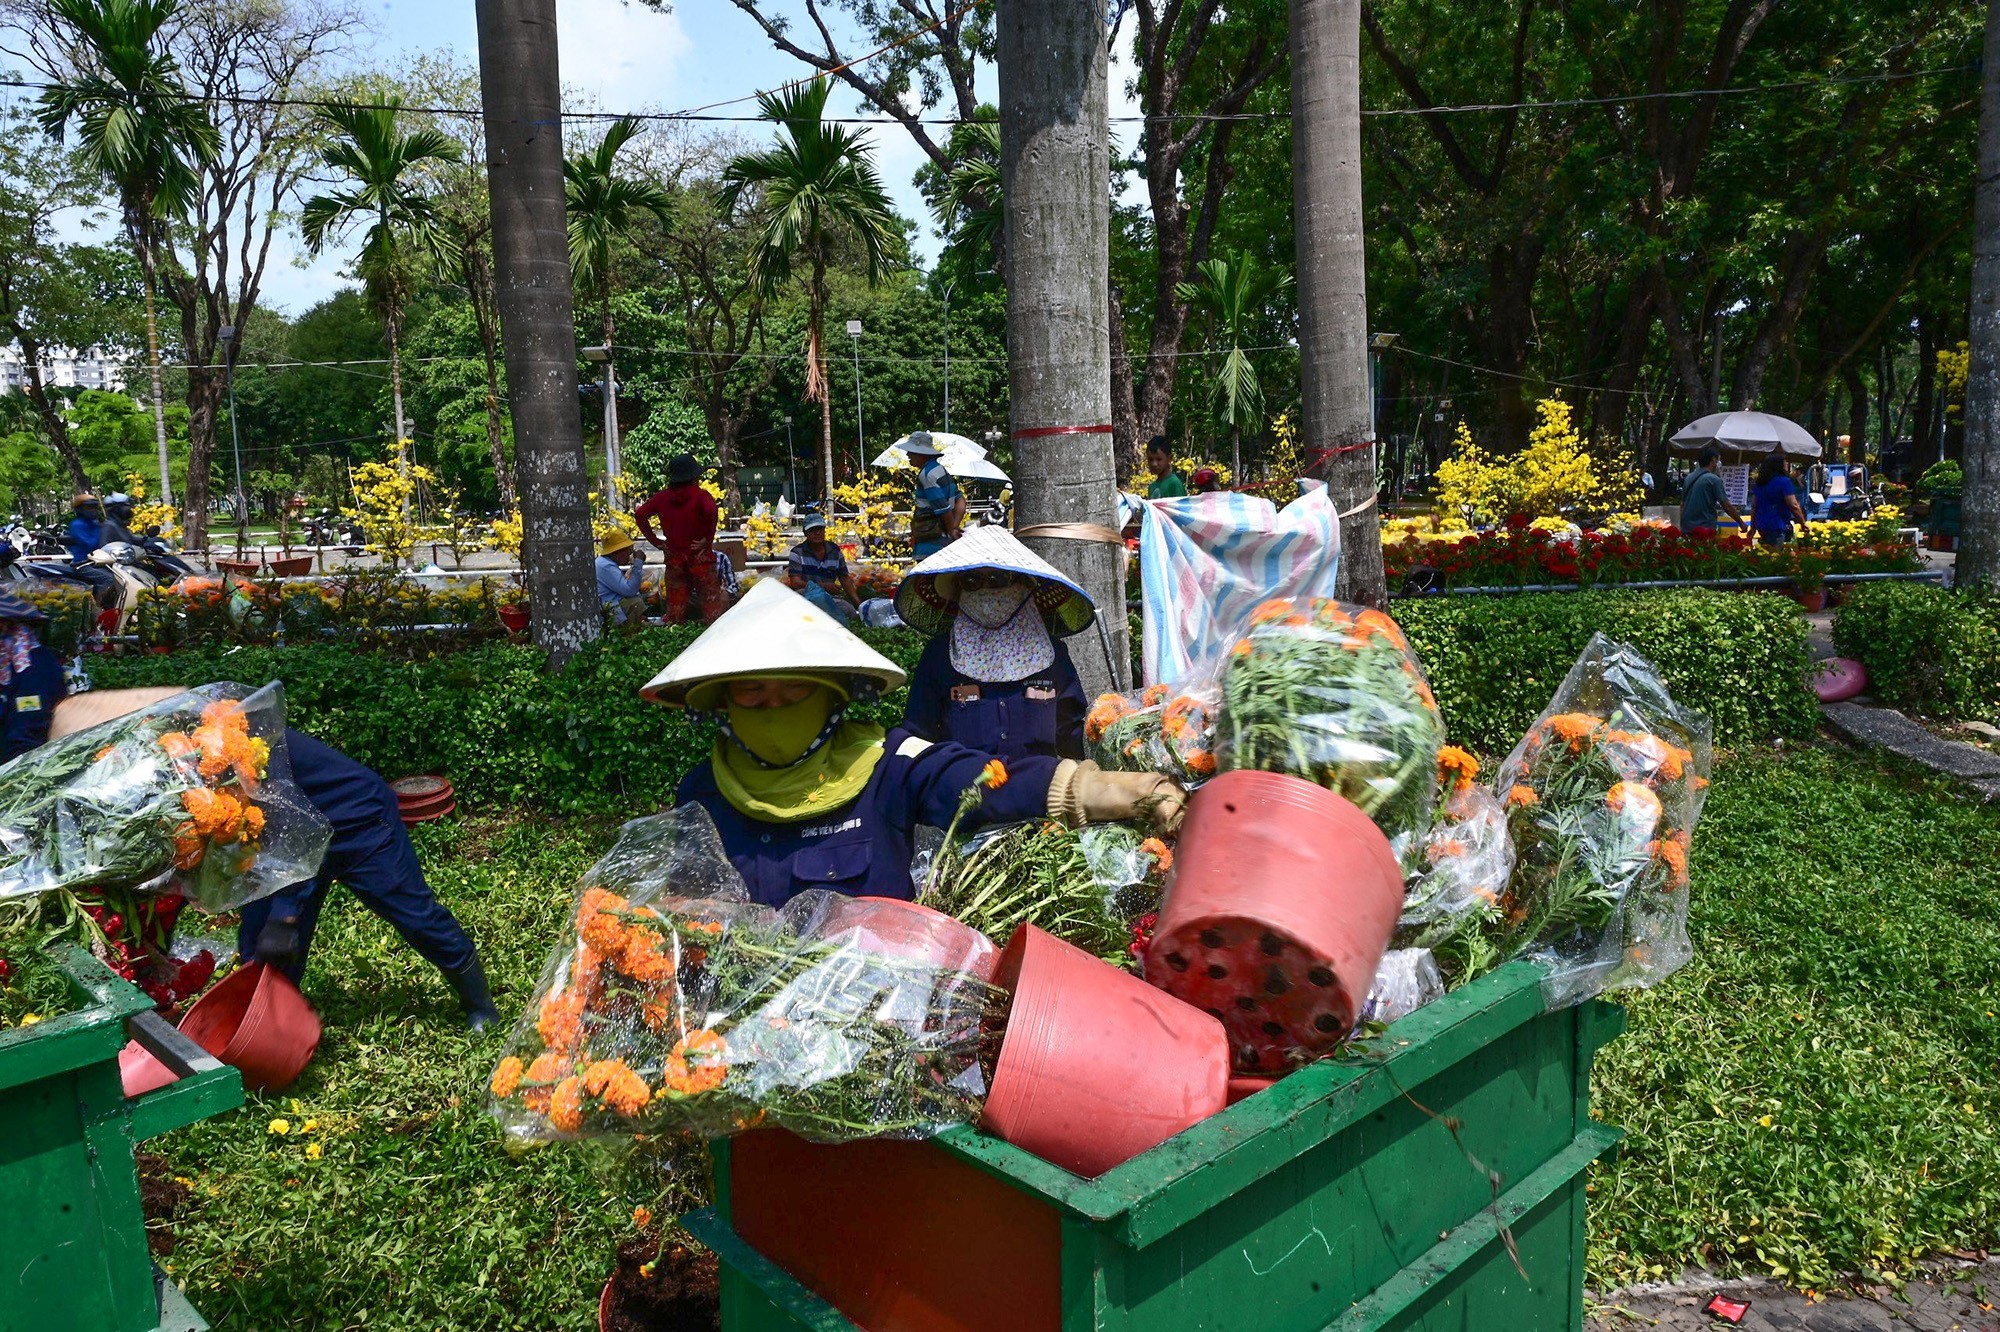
[1176,251,1292,478]
[301,99,461,482]
[37,0,218,508]
[565,116,672,500]
[939,116,1003,287]
[1289,0,1382,605]
[720,78,898,500]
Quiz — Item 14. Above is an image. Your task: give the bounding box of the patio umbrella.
[1668,411,1823,459]
[871,431,988,468]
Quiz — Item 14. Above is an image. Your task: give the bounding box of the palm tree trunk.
[139,247,175,508]
[602,299,621,506]
[386,302,410,519]
[997,0,1128,694]
[811,251,835,501]
[1290,0,1384,605]
[1960,0,2000,589]
[476,0,602,663]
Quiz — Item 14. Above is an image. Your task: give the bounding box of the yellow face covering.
[711,683,886,822]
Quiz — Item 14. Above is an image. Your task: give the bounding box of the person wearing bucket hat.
[595,528,648,624]
[784,508,857,608]
[896,526,1094,762]
[904,431,963,559]
[0,590,64,760]
[645,579,1183,907]
[634,454,725,624]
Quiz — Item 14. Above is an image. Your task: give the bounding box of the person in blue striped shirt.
[905,431,962,558]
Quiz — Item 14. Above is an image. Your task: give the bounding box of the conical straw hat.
[640,577,908,709]
[893,525,1096,637]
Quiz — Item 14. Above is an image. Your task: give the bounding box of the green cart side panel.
[699,963,1625,1332]
[0,948,242,1332]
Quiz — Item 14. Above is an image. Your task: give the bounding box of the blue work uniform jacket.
[0,643,66,761]
[282,728,404,861]
[902,633,1089,762]
[677,727,1059,908]
[64,516,102,563]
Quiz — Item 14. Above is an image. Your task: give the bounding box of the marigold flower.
[1436,745,1480,791]
[1139,837,1174,877]
[1427,837,1468,864]
[1607,781,1663,826]
[1250,598,1295,625]
[1141,683,1170,706]
[171,824,206,870]
[1505,784,1540,809]
[305,1142,323,1161]
[632,1206,653,1230]
[158,731,197,761]
[619,926,677,985]
[547,1076,584,1134]
[1649,837,1690,888]
[979,759,1008,790]
[577,887,629,956]
[182,787,247,843]
[1184,749,1217,776]
[1548,713,1605,750]
[490,1056,525,1099]
[537,991,585,1052]
[661,1030,729,1097]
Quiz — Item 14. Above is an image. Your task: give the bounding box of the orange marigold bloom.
[1548,713,1605,750]
[537,991,585,1052]
[1355,608,1407,646]
[242,802,266,839]
[171,824,206,870]
[1427,837,1468,864]
[524,1051,571,1084]
[1311,599,1353,626]
[1084,694,1131,743]
[663,1030,729,1097]
[1139,837,1174,877]
[641,994,677,1033]
[1436,745,1480,791]
[547,1076,584,1134]
[1184,749,1217,776]
[1606,781,1663,825]
[577,887,629,956]
[632,1206,653,1230]
[619,926,677,985]
[600,1063,652,1118]
[158,731,197,761]
[1505,784,1540,809]
[1649,837,1690,889]
[1250,598,1296,625]
[182,787,247,843]
[489,1056,525,1099]
[979,759,1008,790]
[1141,683,1170,706]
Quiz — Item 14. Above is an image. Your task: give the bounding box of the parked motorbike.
[88,541,164,630]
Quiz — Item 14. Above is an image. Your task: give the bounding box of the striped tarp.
[1138,488,1342,685]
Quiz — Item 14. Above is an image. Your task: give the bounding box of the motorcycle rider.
[62,494,119,609]
[101,493,139,546]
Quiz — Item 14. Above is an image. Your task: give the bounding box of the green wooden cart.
[684,961,1624,1332]
[1,947,244,1332]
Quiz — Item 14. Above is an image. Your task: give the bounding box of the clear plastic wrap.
[1492,634,1712,1007]
[1083,682,1220,787]
[490,805,1005,1146]
[1212,598,1445,860]
[0,683,331,912]
[1396,782,1514,983]
[1358,948,1445,1026]
[918,820,1171,965]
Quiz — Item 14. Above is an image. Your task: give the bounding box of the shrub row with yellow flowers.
[1434,399,1641,526]
[132,571,514,654]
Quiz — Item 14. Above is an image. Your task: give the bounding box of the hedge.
[1831,582,2000,720]
[87,589,1815,812]
[1394,589,1819,752]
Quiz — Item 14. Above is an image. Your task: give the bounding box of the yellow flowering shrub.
[1262,411,1302,502]
[122,472,180,539]
[832,474,910,557]
[1939,342,1969,404]
[489,509,524,558]
[1434,400,1638,523]
[742,512,787,558]
[342,461,437,567]
[1173,455,1232,486]
[589,493,640,546]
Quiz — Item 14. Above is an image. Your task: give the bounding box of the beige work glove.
[1047,760,1188,835]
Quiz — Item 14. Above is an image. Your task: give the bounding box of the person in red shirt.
[634,454,725,624]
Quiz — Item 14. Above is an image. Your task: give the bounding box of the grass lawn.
[144,744,2000,1329]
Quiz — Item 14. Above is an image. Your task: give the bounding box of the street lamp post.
[846,319,865,477]
[217,324,246,544]
[784,414,797,504]
[582,345,618,505]
[940,280,955,435]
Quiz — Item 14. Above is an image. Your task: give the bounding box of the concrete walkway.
[1589,1261,2000,1330]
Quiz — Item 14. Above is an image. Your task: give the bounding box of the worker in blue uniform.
[0,591,67,761]
[642,579,1182,908]
[235,729,500,1029]
[895,526,1094,762]
[41,684,501,1030]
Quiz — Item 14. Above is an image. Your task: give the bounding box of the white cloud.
[557,0,692,113]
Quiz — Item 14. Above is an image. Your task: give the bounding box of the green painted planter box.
[684,961,1624,1332]
[1,947,244,1332]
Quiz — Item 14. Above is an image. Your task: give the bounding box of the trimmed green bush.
[1831,582,2000,720]
[86,588,1812,810]
[1395,589,1819,751]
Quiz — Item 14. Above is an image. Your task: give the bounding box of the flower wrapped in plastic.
[919,820,1171,966]
[1396,760,1515,984]
[1083,682,1219,786]
[490,806,1006,1146]
[1213,598,1445,858]
[0,683,331,913]
[1491,635,1712,1006]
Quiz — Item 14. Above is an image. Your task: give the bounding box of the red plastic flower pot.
[1144,770,1404,1074]
[177,962,323,1093]
[830,895,999,980]
[981,924,1229,1178]
[498,604,530,633]
[1814,656,1867,703]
